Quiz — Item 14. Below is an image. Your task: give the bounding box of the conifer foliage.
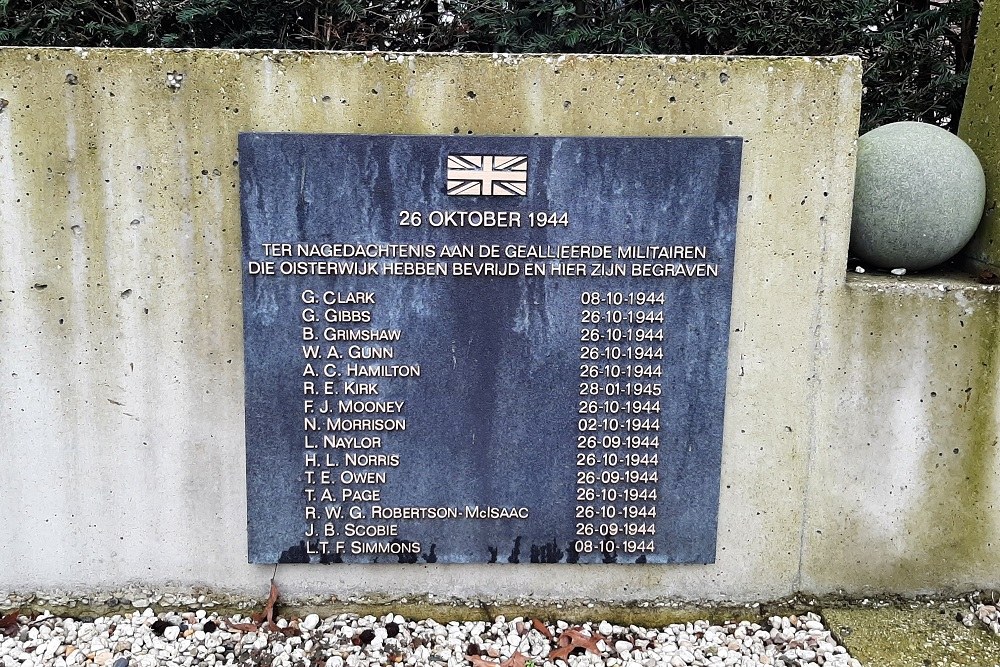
[0,0,983,131]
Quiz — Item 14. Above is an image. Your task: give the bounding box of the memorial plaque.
[240,134,742,564]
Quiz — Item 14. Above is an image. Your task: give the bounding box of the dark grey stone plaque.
[240,134,741,564]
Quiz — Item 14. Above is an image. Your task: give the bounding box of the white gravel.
[961,602,1000,634]
[0,606,863,667]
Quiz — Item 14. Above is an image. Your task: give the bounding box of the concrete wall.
[803,275,1000,594]
[961,0,1000,270]
[3,47,996,602]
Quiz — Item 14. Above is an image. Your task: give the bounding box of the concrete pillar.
[960,0,1000,269]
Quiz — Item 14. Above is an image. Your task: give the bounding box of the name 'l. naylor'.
[303,436,384,453]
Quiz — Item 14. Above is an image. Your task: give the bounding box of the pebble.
[963,602,1000,634]
[0,603,864,667]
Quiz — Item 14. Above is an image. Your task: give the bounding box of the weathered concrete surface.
[803,274,1000,595]
[960,0,1000,270]
[0,48,862,599]
[5,47,1000,605]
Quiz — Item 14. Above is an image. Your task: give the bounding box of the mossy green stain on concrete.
[959,0,1000,270]
[0,48,863,597]
[901,291,1000,584]
[851,285,1000,588]
[803,275,1000,594]
[899,285,999,588]
[826,603,1000,667]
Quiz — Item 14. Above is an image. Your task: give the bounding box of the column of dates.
[575,290,664,558]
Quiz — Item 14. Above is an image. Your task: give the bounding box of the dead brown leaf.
[531,618,553,640]
[226,622,260,633]
[0,611,19,637]
[558,627,604,655]
[263,580,279,625]
[467,655,500,667]
[978,270,1000,285]
[245,579,281,630]
[500,651,526,667]
[548,645,575,663]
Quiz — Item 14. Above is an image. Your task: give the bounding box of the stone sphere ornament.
[851,121,986,271]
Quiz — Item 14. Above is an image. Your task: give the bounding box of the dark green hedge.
[0,0,982,132]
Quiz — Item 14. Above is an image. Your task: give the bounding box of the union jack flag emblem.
[447,154,528,196]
